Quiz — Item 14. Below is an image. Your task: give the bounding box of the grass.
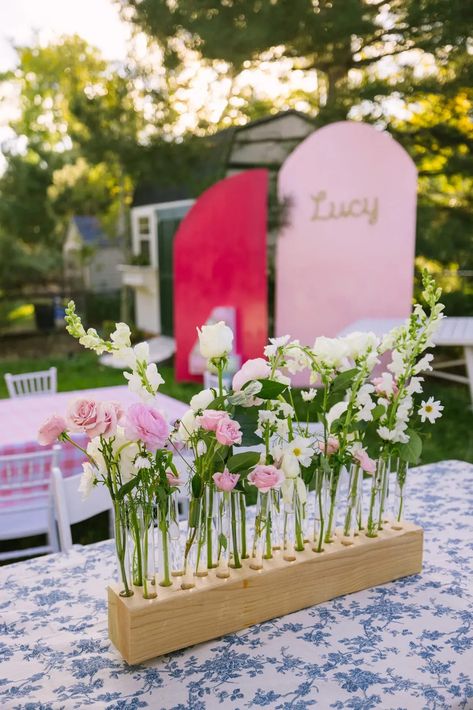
[1,351,471,561]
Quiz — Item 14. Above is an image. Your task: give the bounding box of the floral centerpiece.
[39,271,444,599]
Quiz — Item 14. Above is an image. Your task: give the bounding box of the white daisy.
[418,397,444,424]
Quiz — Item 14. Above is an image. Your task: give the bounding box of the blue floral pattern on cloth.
[0,460,472,709]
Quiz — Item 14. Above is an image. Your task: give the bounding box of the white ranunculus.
[177,409,197,443]
[343,331,379,361]
[78,462,97,499]
[190,388,217,412]
[110,322,131,349]
[283,436,314,467]
[197,321,233,360]
[312,336,348,368]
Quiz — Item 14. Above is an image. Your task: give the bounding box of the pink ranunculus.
[38,414,67,446]
[212,469,240,492]
[317,436,340,456]
[124,403,170,451]
[197,409,229,432]
[166,470,185,487]
[66,398,108,438]
[215,417,242,446]
[247,465,284,493]
[353,447,376,473]
[232,357,271,391]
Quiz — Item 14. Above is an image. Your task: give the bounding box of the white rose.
[190,388,217,412]
[197,321,233,360]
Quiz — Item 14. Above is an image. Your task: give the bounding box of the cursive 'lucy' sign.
[310,190,379,226]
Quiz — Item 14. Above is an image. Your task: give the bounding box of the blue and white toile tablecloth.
[1,460,472,709]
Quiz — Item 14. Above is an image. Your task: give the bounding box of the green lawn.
[0,350,471,464]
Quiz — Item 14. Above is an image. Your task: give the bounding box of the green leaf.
[227,451,261,473]
[191,474,203,498]
[116,476,140,501]
[398,430,423,464]
[255,379,288,399]
[232,406,261,446]
[330,368,358,394]
[218,533,227,551]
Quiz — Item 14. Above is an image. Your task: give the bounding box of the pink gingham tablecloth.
[0,385,187,447]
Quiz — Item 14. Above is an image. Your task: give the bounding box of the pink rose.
[232,357,271,391]
[38,414,67,446]
[166,470,185,487]
[212,469,240,492]
[125,403,170,451]
[66,398,109,438]
[96,402,120,439]
[215,417,242,446]
[247,465,284,493]
[353,447,376,473]
[317,436,339,456]
[197,409,228,432]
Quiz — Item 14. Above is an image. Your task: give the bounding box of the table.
[0,460,472,709]
[338,317,473,406]
[0,385,187,447]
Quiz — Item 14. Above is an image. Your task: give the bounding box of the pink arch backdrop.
[174,170,268,381]
[275,121,417,346]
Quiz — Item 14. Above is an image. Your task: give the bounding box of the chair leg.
[465,346,473,410]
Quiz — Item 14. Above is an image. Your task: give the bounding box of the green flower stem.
[160,504,172,587]
[206,484,216,569]
[315,480,325,553]
[230,493,241,568]
[239,493,248,558]
[295,497,305,551]
[129,502,143,586]
[114,500,132,597]
[343,465,360,537]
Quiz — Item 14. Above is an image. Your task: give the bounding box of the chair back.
[52,469,113,552]
[0,446,60,560]
[5,366,57,398]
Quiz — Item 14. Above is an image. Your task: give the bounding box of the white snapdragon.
[197,321,233,360]
[264,335,290,358]
[79,328,107,354]
[406,377,424,395]
[388,350,405,378]
[414,353,434,374]
[196,440,208,456]
[110,322,132,349]
[355,384,375,422]
[301,388,317,402]
[343,331,379,362]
